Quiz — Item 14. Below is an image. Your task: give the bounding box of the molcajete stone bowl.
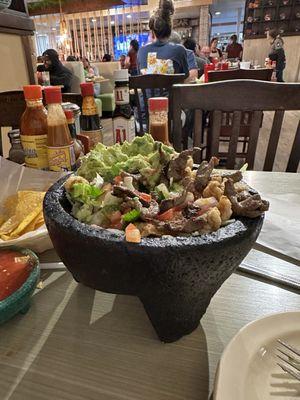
[44,176,264,342]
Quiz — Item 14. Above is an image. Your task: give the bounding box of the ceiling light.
[111,20,115,24]
[215,11,221,15]
[52,27,56,31]
[91,18,96,22]
[127,14,132,18]
[217,32,220,35]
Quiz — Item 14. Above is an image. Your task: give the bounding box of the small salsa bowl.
[0,246,40,325]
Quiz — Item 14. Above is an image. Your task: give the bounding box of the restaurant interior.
[0,0,300,398]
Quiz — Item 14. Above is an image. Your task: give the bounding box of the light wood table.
[0,172,299,400]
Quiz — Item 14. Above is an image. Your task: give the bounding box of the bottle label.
[82,97,98,116]
[81,129,103,149]
[115,86,129,105]
[20,134,48,170]
[47,144,76,172]
[113,116,135,144]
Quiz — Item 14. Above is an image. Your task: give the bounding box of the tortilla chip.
[0,191,45,240]
[9,206,42,239]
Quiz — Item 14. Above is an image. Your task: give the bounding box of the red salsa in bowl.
[0,249,35,301]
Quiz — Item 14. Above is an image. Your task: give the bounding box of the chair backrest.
[208,68,272,82]
[0,90,83,129]
[129,73,186,135]
[91,61,121,93]
[63,61,85,93]
[172,80,300,172]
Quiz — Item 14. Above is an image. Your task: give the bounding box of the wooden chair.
[208,68,272,83]
[129,74,185,136]
[172,80,300,172]
[207,68,272,157]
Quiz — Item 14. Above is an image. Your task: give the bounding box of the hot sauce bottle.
[112,69,135,144]
[20,85,48,170]
[44,87,76,172]
[80,82,103,149]
[148,97,169,145]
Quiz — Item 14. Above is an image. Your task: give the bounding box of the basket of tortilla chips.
[0,157,63,253]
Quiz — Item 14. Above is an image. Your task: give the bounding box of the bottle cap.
[114,69,129,82]
[148,97,169,112]
[23,85,43,100]
[44,86,62,104]
[64,109,74,121]
[80,82,94,96]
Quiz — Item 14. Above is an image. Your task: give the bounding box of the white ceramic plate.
[214,312,300,400]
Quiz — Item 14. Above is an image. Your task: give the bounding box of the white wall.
[0,33,30,91]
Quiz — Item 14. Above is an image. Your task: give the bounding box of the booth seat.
[91,61,121,115]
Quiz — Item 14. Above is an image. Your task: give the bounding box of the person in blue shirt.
[169,31,198,82]
[137,0,189,78]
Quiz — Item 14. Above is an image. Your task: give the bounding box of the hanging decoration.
[85,15,92,60]
[122,5,125,38]
[100,10,105,57]
[66,17,74,56]
[72,18,80,57]
[107,9,112,57]
[79,13,86,57]
[129,5,133,35]
[114,8,119,38]
[57,0,71,58]
[92,14,99,61]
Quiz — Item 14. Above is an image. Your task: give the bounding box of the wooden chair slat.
[209,111,222,160]
[193,110,203,163]
[246,111,263,169]
[263,110,285,171]
[134,88,144,136]
[226,111,242,169]
[286,120,300,172]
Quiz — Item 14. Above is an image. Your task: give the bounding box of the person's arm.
[186,50,198,82]
[178,47,190,80]
[51,68,73,90]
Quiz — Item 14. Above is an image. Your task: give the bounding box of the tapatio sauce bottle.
[20,85,48,170]
[44,86,76,172]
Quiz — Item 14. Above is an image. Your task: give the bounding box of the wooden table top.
[0,171,299,400]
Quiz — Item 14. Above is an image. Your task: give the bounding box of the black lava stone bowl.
[44,176,264,342]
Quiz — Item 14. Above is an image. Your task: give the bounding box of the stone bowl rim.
[44,175,264,250]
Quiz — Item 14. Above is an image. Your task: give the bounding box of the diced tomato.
[156,208,175,221]
[110,210,122,224]
[138,192,152,203]
[113,175,122,185]
[125,223,141,243]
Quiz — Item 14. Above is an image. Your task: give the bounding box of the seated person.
[42,49,73,92]
[102,54,112,62]
[137,0,189,77]
[183,38,209,78]
[169,31,197,82]
[81,56,99,77]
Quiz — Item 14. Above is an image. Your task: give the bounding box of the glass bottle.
[20,85,48,170]
[44,87,76,172]
[8,129,25,164]
[80,82,103,149]
[64,109,84,162]
[112,69,135,144]
[148,97,169,145]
